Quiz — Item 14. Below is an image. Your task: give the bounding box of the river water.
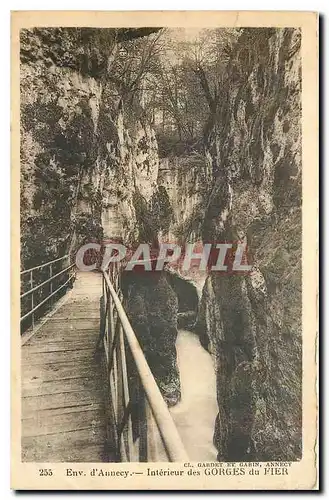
[170,329,218,461]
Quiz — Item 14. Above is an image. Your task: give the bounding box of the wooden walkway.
[21,272,112,462]
[21,269,219,463]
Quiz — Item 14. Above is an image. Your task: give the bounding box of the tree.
[147,28,241,155]
[107,30,165,106]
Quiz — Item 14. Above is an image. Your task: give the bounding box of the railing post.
[109,292,115,358]
[102,273,105,302]
[30,270,34,330]
[139,390,148,462]
[49,263,53,306]
[116,326,123,427]
[107,290,118,438]
[119,327,134,461]
[145,399,162,461]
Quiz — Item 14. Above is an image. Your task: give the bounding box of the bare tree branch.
[194,64,216,112]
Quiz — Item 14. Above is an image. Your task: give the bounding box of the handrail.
[102,270,188,462]
[20,255,75,332]
[20,275,74,322]
[20,254,69,276]
[20,263,75,299]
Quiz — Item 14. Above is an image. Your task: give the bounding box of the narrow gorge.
[20,26,302,462]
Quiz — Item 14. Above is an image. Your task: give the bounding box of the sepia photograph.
[11,10,318,490]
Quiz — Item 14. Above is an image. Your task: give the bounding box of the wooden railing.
[100,269,188,462]
[20,254,75,332]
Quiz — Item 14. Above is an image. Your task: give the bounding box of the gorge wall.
[20,27,181,406]
[197,28,302,461]
[20,27,165,269]
[157,154,209,244]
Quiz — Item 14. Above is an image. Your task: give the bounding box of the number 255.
[39,469,53,476]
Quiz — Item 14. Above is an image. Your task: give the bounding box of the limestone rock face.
[156,155,211,306]
[100,110,160,244]
[20,28,181,412]
[157,155,210,243]
[197,28,302,461]
[20,28,161,268]
[123,271,181,407]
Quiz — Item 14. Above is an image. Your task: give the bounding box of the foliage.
[133,187,173,246]
[20,94,97,270]
[108,30,164,103]
[20,28,161,79]
[75,212,104,243]
[137,28,242,155]
[21,214,72,270]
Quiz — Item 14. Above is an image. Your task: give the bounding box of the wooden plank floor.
[21,271,112,462]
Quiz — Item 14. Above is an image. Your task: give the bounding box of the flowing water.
[170,329,218,461]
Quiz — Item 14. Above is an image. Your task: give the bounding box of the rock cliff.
[20,27,181,405]
[20,27,163,268]
[157,154,209,244]
[196,28,302,461]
